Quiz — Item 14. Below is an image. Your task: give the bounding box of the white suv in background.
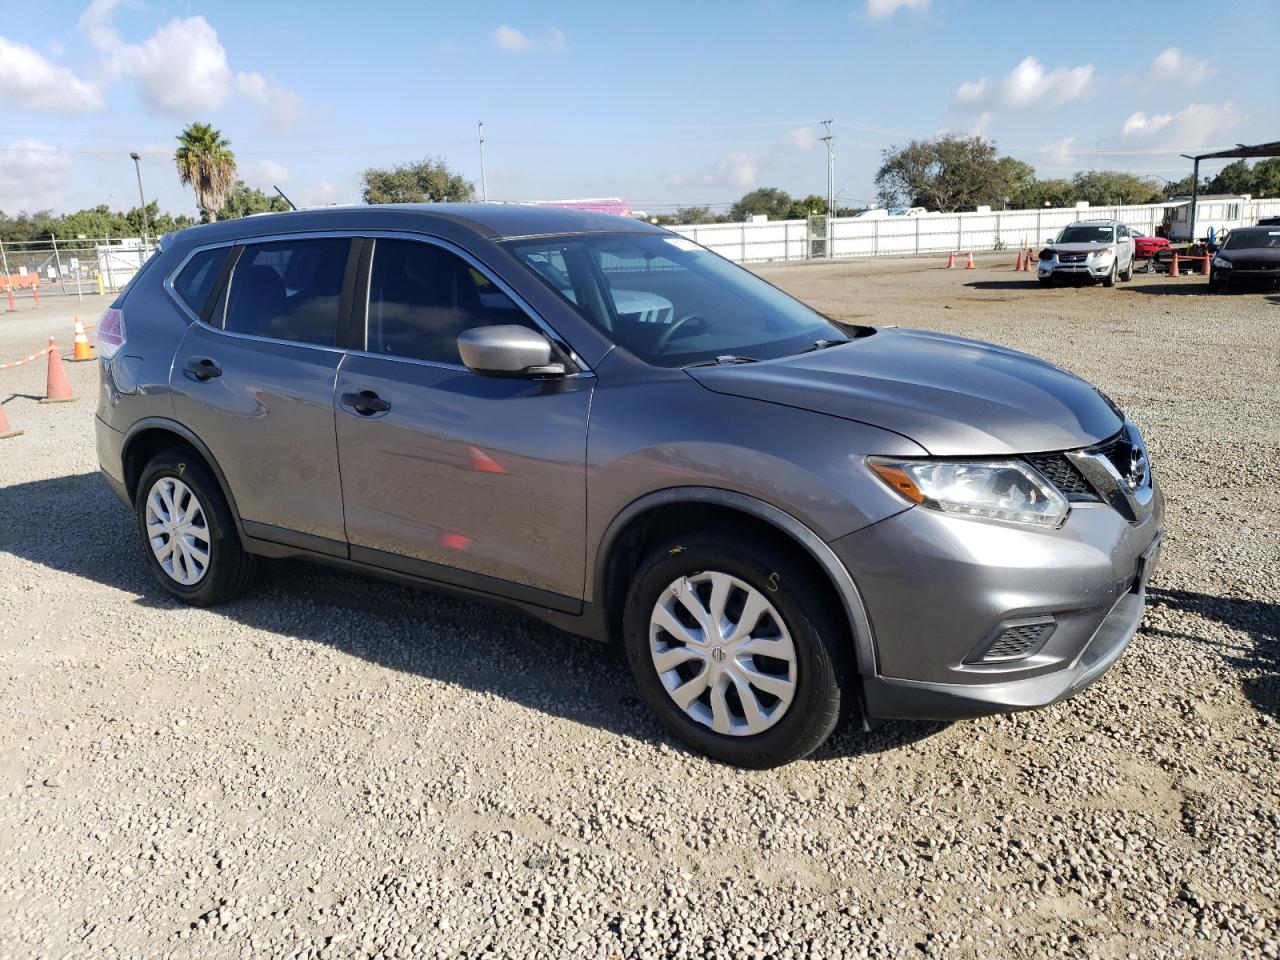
[1038,220,1136,287]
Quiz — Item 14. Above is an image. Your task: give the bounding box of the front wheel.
[1121,258,1133,281]
[135,450,261,606]
[1209,269,1228,293]
[1103,262,1117,287]
[1038,275,1053,286]
[622,534,848,768]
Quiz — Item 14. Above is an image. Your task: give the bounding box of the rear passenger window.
[366,239,536,365]
[172,248,227,315]
[223,238,350,347]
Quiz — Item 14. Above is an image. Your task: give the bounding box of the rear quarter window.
[171,247,228,316]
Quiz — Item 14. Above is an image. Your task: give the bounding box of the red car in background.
[1130,228,1171,259]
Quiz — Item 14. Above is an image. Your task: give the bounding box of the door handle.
[340,390,391,416]
[184,357,221,381]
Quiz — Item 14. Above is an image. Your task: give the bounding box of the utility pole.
[130,152,150,248]
[820,119,834,257]
[478,121,488,202]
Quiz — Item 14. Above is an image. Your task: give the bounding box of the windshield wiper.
[799,338,851,353]
[683,355,760,368]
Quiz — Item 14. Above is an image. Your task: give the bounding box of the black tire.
[1121,258,1133,281]
[1038,276,1053,286]
[135,449,261,606]
[622,534,849,768]
[1103,262,1117,287]
[1209,270,1228,293]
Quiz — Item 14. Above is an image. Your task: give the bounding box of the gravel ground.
[1,262,1277,959]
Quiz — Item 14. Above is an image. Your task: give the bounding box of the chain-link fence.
[1,237,156,305]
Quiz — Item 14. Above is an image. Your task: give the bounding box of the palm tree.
[174,122,236,223]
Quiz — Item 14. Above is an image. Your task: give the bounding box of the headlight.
[1212,255,1231,268]
[1090,247,1115,260]
[867,458,1068,527]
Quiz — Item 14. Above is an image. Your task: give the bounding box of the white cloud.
[244,160,291,189]
[492,24,569,54]
[669,152,759,190]
[77,0,303,128]
[953,56,1095,111]
[1037,136,1078,166]
[0,140,74,212]
[1145,47,1215,87]
[0,35,104,114]
[865,0,930,17]
[783,127,818,150]
[236,72,304,132]
[1115,102,1242,151]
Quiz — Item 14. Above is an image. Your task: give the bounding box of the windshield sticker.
[664,238,700,252]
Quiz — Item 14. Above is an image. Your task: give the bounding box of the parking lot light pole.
[130,152,150,247]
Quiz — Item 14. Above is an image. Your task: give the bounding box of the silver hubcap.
[649,571,797,737]
[145,477,211,586]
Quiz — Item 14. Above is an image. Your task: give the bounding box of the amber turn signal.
[867,462,926,504]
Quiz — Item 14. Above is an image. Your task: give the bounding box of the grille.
[1094,432,1132,478]
[1057,252,1087,263]
[977,622,1054,662]
[1025,452,1097,499]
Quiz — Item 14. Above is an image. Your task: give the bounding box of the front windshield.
[1056,225,1114,244]
[503,233,848,366]
[1223,230,1280,250]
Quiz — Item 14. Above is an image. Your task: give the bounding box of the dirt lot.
[1,260,1277,959]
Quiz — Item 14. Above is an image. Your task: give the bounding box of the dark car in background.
[94,205,1163,767]
[1210,226,1280,291]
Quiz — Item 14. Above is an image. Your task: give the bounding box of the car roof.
[167,203,666,248]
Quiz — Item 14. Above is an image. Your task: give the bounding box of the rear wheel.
[135,450,260,606]
[622,534,848,768]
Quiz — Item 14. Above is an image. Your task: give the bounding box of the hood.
[1219,247,1280,264]
[1049,242,1115,254]
[686,328,1122,456]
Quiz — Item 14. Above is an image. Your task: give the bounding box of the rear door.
[169,235,359,555]
[333,235,592,606]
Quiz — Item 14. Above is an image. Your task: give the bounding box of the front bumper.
[1039,258,1114,279]
[833,480,1164,721]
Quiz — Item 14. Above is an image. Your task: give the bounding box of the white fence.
[669,198,1280,264]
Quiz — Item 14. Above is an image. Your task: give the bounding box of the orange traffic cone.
[945,251,956,269]
[69,316,95,362]
[964,252,975,269]
[1169,253,1180,277]
[4,286,12,311]
[1023,250,1034,271]
[41,338,74,404]
[1014,252,1025,271]
[0,402,21,440]
[1201,253,1211,276]
[32,283,40,308]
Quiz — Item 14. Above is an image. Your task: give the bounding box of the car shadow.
[963,280,1044,290]
[1146,587,1279,720]
[0,472,945,764]
[1118,281,1217,296]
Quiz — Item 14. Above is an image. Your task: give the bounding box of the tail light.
[96,308,125,359]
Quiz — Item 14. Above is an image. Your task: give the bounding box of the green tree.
[786,194,829,219]
[174,122,237,222]
[220,182,291,220]
[998,157,1037,207]
[875,135,1006,212]
[672,205,717,224]
[1069,171,1162,206]
[1252,158,1280,198]
[1206,160,1252,195]
[1016,179,1075,208]
[729,187,792,221]
[361,156,474,204]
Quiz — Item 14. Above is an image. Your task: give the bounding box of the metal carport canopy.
[1181,140,1280,241]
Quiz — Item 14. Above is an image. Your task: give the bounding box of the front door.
[169,235,356,554]
[334,236,592,605]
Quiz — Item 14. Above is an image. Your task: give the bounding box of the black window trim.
[165,231,360,354]
[349,230,591,376]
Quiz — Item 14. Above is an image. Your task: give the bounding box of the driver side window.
[365,239,538,366]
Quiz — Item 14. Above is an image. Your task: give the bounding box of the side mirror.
[457,325,566,378]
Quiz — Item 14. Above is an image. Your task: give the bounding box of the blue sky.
[1,0,1276,218]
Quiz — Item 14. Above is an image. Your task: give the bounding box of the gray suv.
[95,205,1163,767]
